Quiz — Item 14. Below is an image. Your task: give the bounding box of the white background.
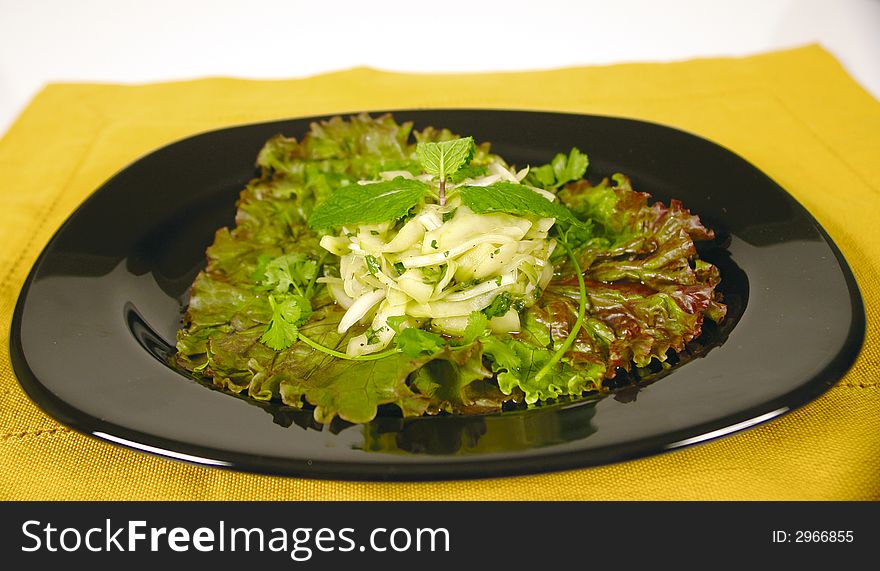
[1,0,878,136]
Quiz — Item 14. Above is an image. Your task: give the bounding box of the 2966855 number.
[795,531,853,543]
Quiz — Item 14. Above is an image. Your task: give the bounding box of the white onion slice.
[337,289,386,333]
[401,234,515,268]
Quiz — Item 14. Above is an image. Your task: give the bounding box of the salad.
[175,113,726,423]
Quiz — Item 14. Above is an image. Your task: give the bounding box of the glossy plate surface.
[9,110,865,480]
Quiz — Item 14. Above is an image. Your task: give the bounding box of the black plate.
[9,110,865,481]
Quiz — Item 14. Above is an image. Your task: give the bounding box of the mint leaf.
[459,182,584,227]
[417,137,476,206]
[416,137,475,182]
[308,177,430,230]
[259,294,311,350]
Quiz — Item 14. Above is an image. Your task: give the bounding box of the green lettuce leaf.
[482,337,605,404]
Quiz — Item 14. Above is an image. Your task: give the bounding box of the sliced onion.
[431,315,470,336]
[489,309,521,334]
[346,302,405,356]
[382,217,425,253]
[320,235,350,256]
[525,184,557,201]
[488,161,519,183]
[418,211,443,231]
[378,170,414,180]
[326,281,354,310]
[432,261,456,298]
[443,272,516,302]
[397,269,434,304]
[401,234,515,268]
[407,289,506,318]
[465,173,502,187]
[337,289,386,333]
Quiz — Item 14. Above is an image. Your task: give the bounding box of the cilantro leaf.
[527,164,557,188]
[460,311,488,344]
[553,148,589,186]
[525,148,589,190]
[308,177,430,230]
[459,182,584,227]
[395,328,447,358]
[385,315,448,357]
[259,295,311,350]
[385,315,408,333]
[262,253,318,294]
[416,137,475,182]
[482,291,512,319]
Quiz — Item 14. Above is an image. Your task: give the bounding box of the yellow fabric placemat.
[1,45,878,500]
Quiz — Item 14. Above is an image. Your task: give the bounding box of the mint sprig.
[459,182,585,227]
[308,177,430,230]
[416,137,475,205]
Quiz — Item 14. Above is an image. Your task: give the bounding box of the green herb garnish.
[260,294,311,350]
[308,177,430,230]
[416,137,475,206]
[262,253,318,296]
[483,291,512,318]
[526,147,589,190]
[459,182,584,227]
[365,255,381,275]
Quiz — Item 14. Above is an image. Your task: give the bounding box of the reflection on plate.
[10,110,864,480]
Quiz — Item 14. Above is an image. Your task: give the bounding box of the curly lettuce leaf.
[409,342,500,414]
[516,173,727,379]
[482,337,604,404]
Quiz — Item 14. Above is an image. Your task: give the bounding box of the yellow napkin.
[1,45,878,500]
